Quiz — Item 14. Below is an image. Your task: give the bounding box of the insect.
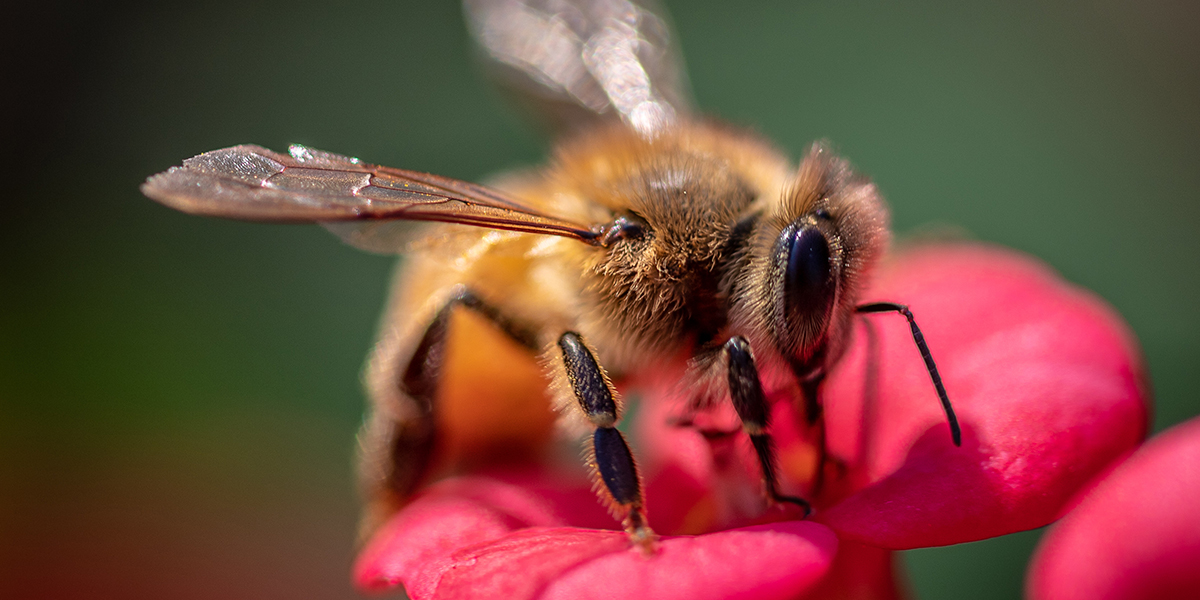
[142,0,960,551]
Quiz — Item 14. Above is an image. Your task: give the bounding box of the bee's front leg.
[723,336,814,517]
[556,332,655,552]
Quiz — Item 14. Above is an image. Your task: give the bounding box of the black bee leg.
[402,289,539,401]
[723,336,813,517]
[856,302,962,446]
[798,376,831,497]
[557,332,655,552]
[359,287,538,536]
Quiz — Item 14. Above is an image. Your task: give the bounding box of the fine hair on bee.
[140,0,962,557]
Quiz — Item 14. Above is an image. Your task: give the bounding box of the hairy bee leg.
[723,337,813,517]
[557,332,655,552]
[361,287,539,535]
[856,302,962,446]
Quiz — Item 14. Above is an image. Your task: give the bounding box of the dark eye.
[781,224,835,323]
[815,208,833,221]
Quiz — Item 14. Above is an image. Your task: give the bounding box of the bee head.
[735,143,889,368]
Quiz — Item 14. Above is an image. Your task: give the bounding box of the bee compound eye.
[782,225,836,322]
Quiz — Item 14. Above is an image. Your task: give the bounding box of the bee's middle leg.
[556,332,655,551]
[360,287,538,535]
[723,336,813,517]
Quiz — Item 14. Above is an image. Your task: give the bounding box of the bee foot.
[769,494,813,520]
[628,523,659,557]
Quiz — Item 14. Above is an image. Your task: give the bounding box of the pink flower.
[354,243,1148,599]
[1027,415,1200,600]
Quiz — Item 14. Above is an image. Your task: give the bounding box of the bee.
[142,0,960,550]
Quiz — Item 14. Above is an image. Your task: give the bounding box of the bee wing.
[142,144,600,253]
[464,0,693,138]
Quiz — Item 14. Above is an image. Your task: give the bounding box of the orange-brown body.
[356,120,889,535]
[139,0,961,552]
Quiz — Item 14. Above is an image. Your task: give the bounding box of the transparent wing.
[142,144,600,253]
[464,0,693,138]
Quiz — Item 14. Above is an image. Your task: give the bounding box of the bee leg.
[799,376,831,497]
[723,336,813,517]
[856,302,962,446]
[557,332,655,552]
[360,287,538,536]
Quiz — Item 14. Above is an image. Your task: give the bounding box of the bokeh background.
[3,1,1197,598]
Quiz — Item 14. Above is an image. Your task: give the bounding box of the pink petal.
[635,382,764,534]
[535,522,837,600]
[355,470,836,600]
[819,243,1148,548]
[1027,416,1200,600]
[354,469,612,595]
[802,541,904,600]
[434,527,631,600]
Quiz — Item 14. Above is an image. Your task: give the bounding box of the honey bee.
[142,0,960,550]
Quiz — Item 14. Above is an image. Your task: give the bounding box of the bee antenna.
[856,302,962,447]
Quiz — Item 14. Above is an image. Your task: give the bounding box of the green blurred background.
[2,1,1196,598]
